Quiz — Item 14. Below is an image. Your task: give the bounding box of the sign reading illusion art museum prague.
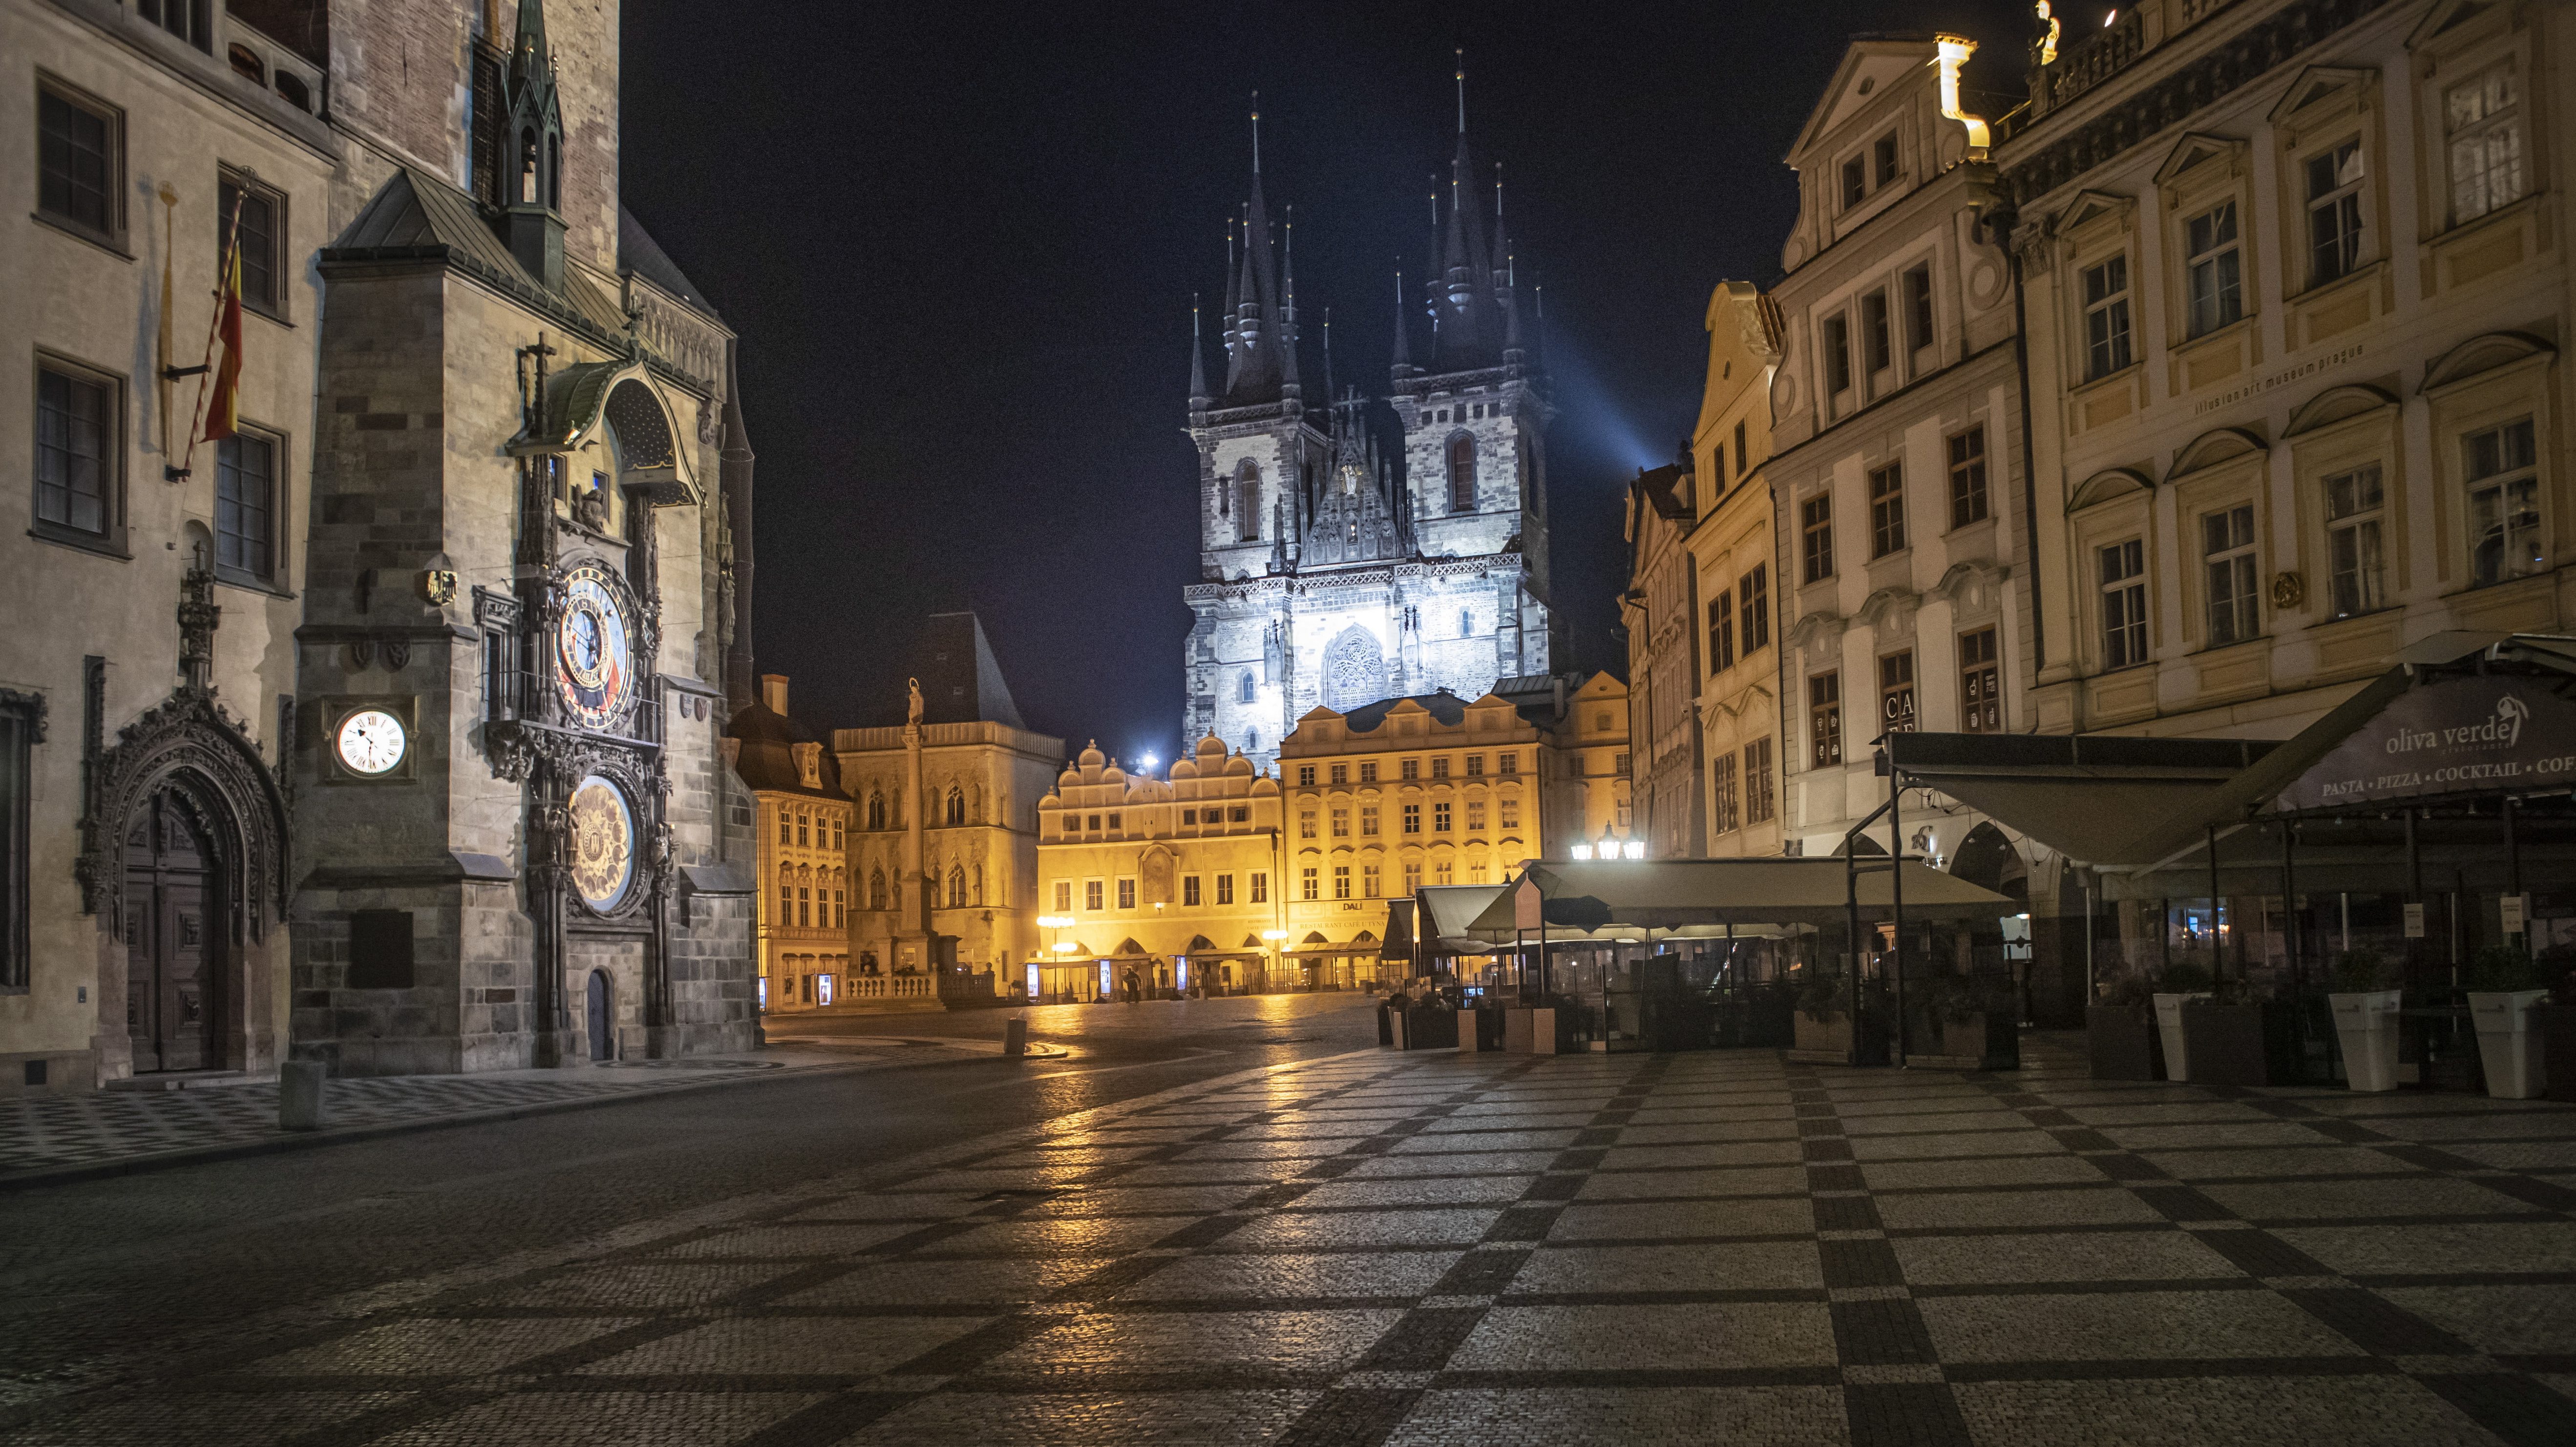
[2276,675,2576,812]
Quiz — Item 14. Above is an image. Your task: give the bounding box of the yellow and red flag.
[201,222,243,444]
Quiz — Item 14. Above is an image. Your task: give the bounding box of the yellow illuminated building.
[1035,737,1285,1000]
[725,676,851,1013]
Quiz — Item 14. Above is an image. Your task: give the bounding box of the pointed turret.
[498,0,566,289]
[1388,269,1413,383]
[1215,97,1295,407]
[1187,298,1210,409]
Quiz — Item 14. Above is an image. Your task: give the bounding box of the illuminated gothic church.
[1180,105,1556,772]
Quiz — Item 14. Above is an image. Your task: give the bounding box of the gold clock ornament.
[555,562,635,732]
[567,774,636,911]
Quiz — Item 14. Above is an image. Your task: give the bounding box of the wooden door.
[124,792,217,1073]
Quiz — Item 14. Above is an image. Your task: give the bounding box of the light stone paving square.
[1918,1290,2370,1362]
[2272,1222,2576,1277]
[989,1307,1404,1373]
[766,1256,1115,1308]
[1576,1165,1810,1200]
[1547,1196,1817,1241]
[242,1317,640,1377]
[1599,1140,1805,1170]
[1386,1386,1852,1447]
[2137,1147,2405,1180]
[371,1390,821,1447]
[846,1389,1323,1445]
[1846,1128,2063,1162]
[1508,1240,1824,1293]
[1893,1229,2247,1285]
[1223,1207,1503,1250]
[1947,1375,2500,1447]
[2383,1284,2576,1356]
[1112,1249,1461,1301]
[1872,1186,2170,1231]
[1859,1155,2115,1191]
[1449,1302,1840,1371]
[2100,1122,2357,1150]
[575,1314,989,1377]
[2198,1176,2537,1222]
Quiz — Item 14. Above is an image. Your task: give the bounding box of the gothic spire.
[1188,296,1210,408]
[1218,93,1292,406]
[1389,268,1412,379]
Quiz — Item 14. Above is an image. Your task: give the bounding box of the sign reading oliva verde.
[2278,675,2576,811]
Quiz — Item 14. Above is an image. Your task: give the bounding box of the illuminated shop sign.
[2277,675,2576,811]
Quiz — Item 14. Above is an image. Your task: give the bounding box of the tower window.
[1238,673,1255,703]
[1458,609,1474,638]
[519,126,538,204]
[1448,435,1476,511]
[1236,461,1260,542]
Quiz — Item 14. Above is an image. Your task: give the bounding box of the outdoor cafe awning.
[1418,884,1509,954]
[1461,859,2016,941]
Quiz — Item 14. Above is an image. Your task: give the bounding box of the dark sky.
[621,0,2050,763]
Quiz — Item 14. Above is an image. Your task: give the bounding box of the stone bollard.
[1004,1017,1029,1059]
[278,1060,328,1131]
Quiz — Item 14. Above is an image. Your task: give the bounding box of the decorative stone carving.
[80,687,288,944]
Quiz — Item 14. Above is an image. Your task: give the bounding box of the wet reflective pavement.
[7,1012,2576,1445]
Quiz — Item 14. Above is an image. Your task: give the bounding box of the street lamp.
[1262,928,1288,996]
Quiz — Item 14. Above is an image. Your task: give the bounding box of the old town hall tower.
[1182,93,1555,771]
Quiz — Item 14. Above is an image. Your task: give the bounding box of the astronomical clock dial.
[334,708,407,776]
[555,562,635,732]
[568,775,636,911]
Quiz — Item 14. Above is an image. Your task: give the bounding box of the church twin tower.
[1182,87,1556,771]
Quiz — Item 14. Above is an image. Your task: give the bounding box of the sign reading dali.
[2276,674,2576,812]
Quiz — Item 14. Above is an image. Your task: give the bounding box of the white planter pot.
[2328,990,2403,1092]
[2153,993,2209,1082]
[2468,990,2549,1100]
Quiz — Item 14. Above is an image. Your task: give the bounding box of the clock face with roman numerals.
[334,708,407,775]
[555,563,635,732]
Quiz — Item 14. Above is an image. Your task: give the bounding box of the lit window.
[1250,872,1267,903]
[1117,877,1135,910]
[1085,879,1104,911]
[1299,809,1317,840]
[2099,540,2148,668]
[1402,803,1421,834]
[1808,672,1841,768]
[1712,752,1739,834]
[1330,807,1349,838]
[1868,462,1905,557]
[2325,466,2386,617]
[1499,798,1520,829]
[2466,418,2540,586]
[1466,802,1486,832]
[2184,200,2243,338]
[1959,628,1999,732]
[1362,864,1380,898]
[1301,867,1319,901]
[2447,64,2524,224]
[2202,505,2259,646]
[1183,874,1201,906]
[1744,739,1775,823]
[2305,141,2365,284]
[1878,651,1916,735]
[1332,865,1351,900]
[1434,801,1453,832]
[2082,255,2132,379]
[1403,861,1422,893]
[1216,873,1234,905]
[1054,881,1072,912]
[1360,805,1380,836]
[1947,427,1987,528]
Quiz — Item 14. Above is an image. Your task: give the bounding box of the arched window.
[1236,460,1261,542]
[1238,673,1256,704]
[866,792,885,830]
[972,864,985,905]
[945,787,965,826]
[1459,609,1475,638]
[1246,729,1258,754]
[946,866,967,910]
[868,868,888,911]
[518,127,538,204]
[1448,434,1477,511]
[547,134,561,210]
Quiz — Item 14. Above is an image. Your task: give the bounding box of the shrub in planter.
[2180,977,2282,1088]
[2151,961,2215,1082]
[2328,949,2404,1092]
[2089,969,2162,1080]
[1789,970,1889,1064]
[2465,947,2550,1099]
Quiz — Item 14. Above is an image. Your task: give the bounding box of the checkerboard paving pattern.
[0,1049,927,1178]
[17,1037,2576,1445]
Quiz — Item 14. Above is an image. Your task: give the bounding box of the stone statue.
[906,676,924,726]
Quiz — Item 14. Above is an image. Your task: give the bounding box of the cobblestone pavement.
[11,1033,2576,1445]
[0,1039,978,1181]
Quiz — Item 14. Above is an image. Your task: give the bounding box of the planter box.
[2468,990,2549,1099]
[2154,993,2210,1081]
[1789,1012,1888,1065]
[2539,1005,2576,1105]
[1503,1007,1569,1055]
[2088,1005,2162,1081]
[1403,1005,1457,1049]
[2181,1001,2274,1087]
[1909,1011,2019,1071]
[2329,990,2403,1092]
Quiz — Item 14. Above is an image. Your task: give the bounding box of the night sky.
[621,0,2052,763]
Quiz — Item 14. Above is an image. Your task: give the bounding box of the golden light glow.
[1935,35,1991,159]
[2034,1,2060,66]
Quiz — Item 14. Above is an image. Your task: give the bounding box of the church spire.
[1188,296,1209,408]
[1217,92,1292,406]
[1389,267,1412,381]
[498,0,565,289]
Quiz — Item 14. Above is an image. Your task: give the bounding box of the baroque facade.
[725,677,848,1014]
[838,613,1061,993]
[1181,103,1555,775]
[2,0,759,1091]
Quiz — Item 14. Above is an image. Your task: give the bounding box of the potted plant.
[2534,946,2576,1104]
[2180,974,2278,1087]
[1789,970,1889,1065]
[2327,948,2404,1092]
[2152,961,2214,1082]
[1908,973,2020,1070]
[2088,968,2163,1081]
[2465,946,2550,1099]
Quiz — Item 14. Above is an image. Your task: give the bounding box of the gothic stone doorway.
[588,970,615,1061]
[124,788,223,1073]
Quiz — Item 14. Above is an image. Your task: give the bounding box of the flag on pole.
[201,220,243,444]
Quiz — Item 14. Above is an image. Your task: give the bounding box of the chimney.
[761,674,789,716]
